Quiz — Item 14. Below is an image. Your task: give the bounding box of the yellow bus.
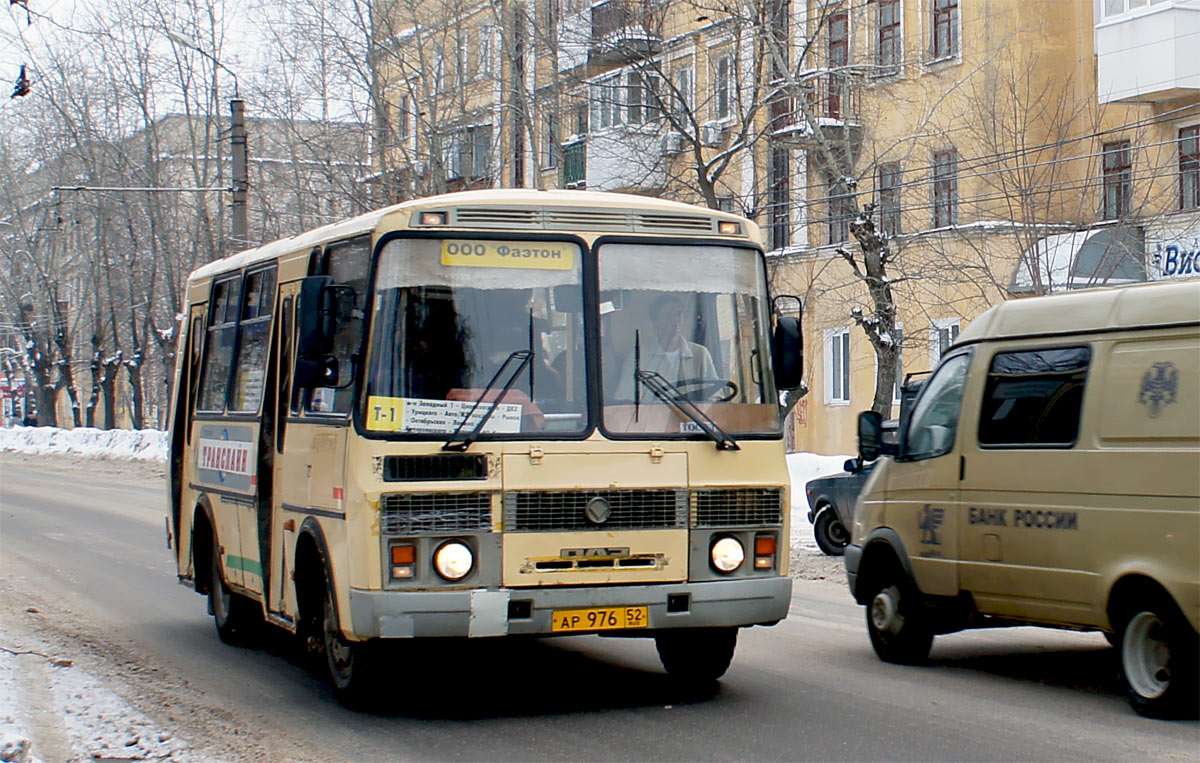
[167,189,804,705]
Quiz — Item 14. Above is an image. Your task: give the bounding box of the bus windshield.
[365,237,587,437]
[598,243,781,437]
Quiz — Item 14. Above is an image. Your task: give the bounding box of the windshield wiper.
[635,370,740,451]
[443,349,533,452]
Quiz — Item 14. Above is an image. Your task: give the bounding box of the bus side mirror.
[295,275,339,389]
[772,315,803,390]
[858,410,883,463]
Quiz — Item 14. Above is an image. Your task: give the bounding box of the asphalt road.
[2,456,1196,762]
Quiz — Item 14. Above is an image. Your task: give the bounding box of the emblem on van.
[1138,361,1178,418]
[918,504,944,545]
[585,496,612,525]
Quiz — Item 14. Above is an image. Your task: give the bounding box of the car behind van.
[845,278,1199,719]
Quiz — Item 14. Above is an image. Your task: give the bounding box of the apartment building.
[370,0,1200,454]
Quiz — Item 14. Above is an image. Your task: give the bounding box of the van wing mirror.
[857,410,884,463]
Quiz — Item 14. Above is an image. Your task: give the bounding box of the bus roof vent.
[544,208,633,230]
[451,207,543,228]
[634,212,717,234]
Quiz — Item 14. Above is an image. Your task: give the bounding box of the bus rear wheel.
[209,546,260,646]
[654,627,738,687]
[322,585,381,708]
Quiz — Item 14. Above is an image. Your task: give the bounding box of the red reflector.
[755,536,777,556]
[283,519,296,532]
[391,545,416,565]
[332,487,344,500]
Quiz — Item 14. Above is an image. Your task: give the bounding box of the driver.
[614,293,717,400]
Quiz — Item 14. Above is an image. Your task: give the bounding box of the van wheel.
[654,627,738,687]
[322,585,381,709]
[813,506,849,556]
[1119,599,1199,719]
[866,576,933,665]
[209,545,260,646]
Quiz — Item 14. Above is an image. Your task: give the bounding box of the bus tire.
[209,544,261,646]
[654,627,738,687]
[322,584,381,709]
[1117,594,1199,720]
[865,567,933,665]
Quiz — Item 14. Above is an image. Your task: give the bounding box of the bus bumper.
[348,577,792,639]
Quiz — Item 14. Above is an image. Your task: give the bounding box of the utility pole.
[230,98,249,251]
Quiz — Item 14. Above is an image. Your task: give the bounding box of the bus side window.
[185,314,204,443]
[305,236,371,416]
[197,277,242,412]
[278,295,293,450]
[229,267,277,413]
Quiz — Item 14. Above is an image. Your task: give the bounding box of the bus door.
[272,239,371,614]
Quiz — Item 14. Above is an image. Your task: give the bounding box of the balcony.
[562,139,586,187]
[1095,2,1200,104]
[769,72,863,150]
[588,0,663,67]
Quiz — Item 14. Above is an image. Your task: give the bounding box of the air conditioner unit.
[660,131,683,155]
[700,122,724,147]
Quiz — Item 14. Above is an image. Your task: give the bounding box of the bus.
[167,189,804,705]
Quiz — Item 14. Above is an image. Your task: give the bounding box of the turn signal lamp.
[754,534,776,570]
[420,211,448,226]
[391,544,415,579]
[717,220,741,235]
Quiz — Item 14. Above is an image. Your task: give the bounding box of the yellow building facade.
[371,0,1200,455]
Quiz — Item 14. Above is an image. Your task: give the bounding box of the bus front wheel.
[322,586,381,708]
[654,627,738,686]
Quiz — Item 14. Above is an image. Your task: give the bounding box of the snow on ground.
[786,451,853,551]
[0,426,167,464]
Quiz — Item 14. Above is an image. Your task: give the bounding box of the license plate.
[551,606,649,632]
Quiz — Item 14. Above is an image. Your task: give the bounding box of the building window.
[825,328,851,405]
[931,149,957,228]
[544,112,558,169]
[878,162,901,235]
[1180,126,1199,210]
[827,174,853,244]
[1102,140,1132,220]
[672,63,694,119]
[1102,0,1163,17]
[563,139,585,186]
[627,69,661,125]
[891,323,904,404]
[930,318,959,364]
[397,93,412,141]
[447,125,493,180]
[827,12,848,119]
[480,28,494,76]
[456,30,471,85]
[591,74,623,130]
[769,145,791,251]
[931,0,958,60]
[433,44,446,93]
[876,0,901,74]
[713,54,733,121]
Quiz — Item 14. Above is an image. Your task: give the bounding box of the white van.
[845,278,1199,719]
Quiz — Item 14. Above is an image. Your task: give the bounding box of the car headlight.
[710,536,745,573]
[433,541,474,581]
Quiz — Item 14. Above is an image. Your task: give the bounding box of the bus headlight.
[433,541,474,581]
[710,536,745,573]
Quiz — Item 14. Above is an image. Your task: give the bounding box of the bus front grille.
[504,489,687,531]
[692,488,784,527]
[380,492,494,534]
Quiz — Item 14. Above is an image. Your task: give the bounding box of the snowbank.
[786,452,853,551]
[0,426,167,464]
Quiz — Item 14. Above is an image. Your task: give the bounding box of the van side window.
[904,352,970,460]
[979,346,1089,447]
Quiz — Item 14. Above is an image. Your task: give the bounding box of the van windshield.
[904,353,971,460]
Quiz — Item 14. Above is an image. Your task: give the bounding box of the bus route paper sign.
[440,240,575,270]
[367,396,522,433]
